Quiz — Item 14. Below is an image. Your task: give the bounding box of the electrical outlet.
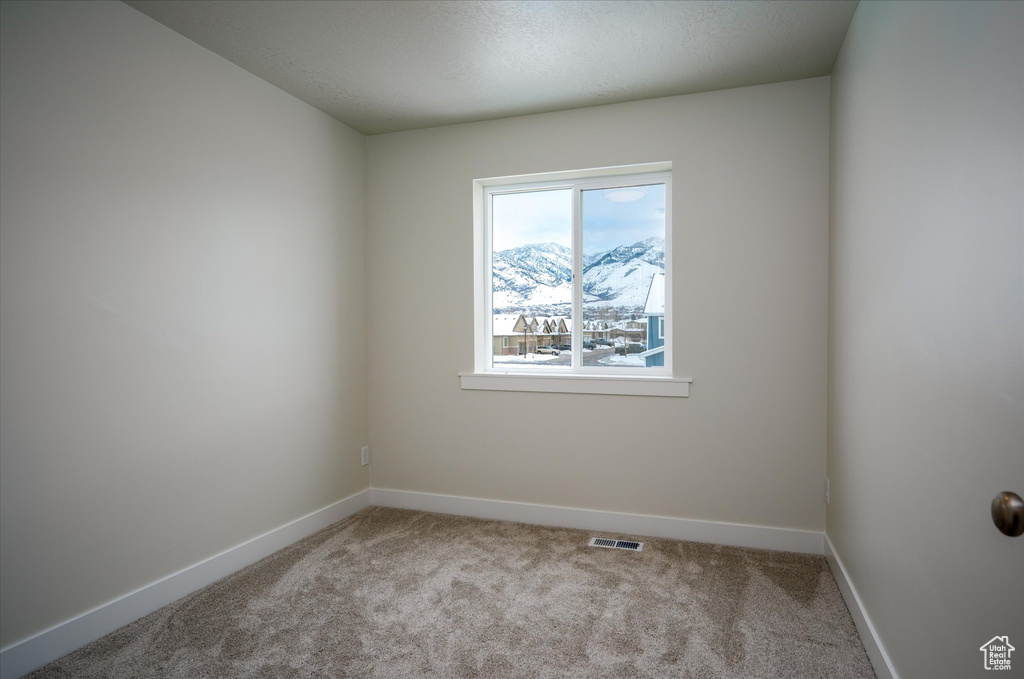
[825,477,830,505]
[361,446,370,466]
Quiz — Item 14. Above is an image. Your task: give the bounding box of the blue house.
[640,273,665,367]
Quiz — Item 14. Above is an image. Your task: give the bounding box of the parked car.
[582,340,596,350]
[594,338,613,346]
[615,343,645,355]
[556,344,571,351]
[536,346,560,355]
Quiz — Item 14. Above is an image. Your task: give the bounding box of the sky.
[491,184,665,254]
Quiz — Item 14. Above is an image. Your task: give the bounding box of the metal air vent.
[588,537,643,551]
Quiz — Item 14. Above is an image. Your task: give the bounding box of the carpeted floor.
[29,507,875,678]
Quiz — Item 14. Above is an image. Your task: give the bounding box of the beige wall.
[0,1,369,647]
[828,2,1024,678]
[367,78,830,530]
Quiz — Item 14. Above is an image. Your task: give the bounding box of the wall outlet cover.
[361,446,370,466]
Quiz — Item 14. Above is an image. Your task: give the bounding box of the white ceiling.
[125,0,858,136]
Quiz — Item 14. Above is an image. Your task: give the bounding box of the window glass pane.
[581,184,666,368]
[491,189,572,367]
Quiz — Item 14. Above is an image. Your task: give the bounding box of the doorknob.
[991,491,1024,537]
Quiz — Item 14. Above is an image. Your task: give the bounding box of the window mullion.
[483,189,493,372]
[571,185,582,371]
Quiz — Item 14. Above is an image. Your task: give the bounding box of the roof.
[541,316,569,334]
[492,314,525,336]
[492,314,571,336]
[643,272,665,316]
[491,315,573,335]
[638,345,665,358]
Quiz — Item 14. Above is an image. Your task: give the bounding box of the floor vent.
[589,537,644,552]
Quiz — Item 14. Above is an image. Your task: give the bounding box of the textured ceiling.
[125,0,858,135]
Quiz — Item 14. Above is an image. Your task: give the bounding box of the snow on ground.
[597,354,645,367]
[493,353,562,365]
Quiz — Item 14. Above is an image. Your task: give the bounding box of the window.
[464,164,689,397]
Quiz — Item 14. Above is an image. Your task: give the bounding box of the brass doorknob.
[991,491,1024,537]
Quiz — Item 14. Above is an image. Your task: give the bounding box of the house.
[582,320,610,343]
[492,314,569,358]
[540,316,570,346]
[1,2,1020,679]
[492,314,539,355]
[492,314,527,355]
[639,273,666,367]
[582,318,645,346]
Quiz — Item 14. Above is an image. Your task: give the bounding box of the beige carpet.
[29,507,875,678]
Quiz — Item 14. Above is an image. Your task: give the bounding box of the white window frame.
[462,163,690,397]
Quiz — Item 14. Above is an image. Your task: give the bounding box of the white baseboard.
[0,489,371,679]
[370,488,824,555]
[824,534,898,679]
[0,487,826,679]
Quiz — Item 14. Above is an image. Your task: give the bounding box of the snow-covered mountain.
[492,242,573,310]
[492,237,664,312]
[582,237,665,308]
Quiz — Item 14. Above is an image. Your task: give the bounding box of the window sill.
[458,372,691,397]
